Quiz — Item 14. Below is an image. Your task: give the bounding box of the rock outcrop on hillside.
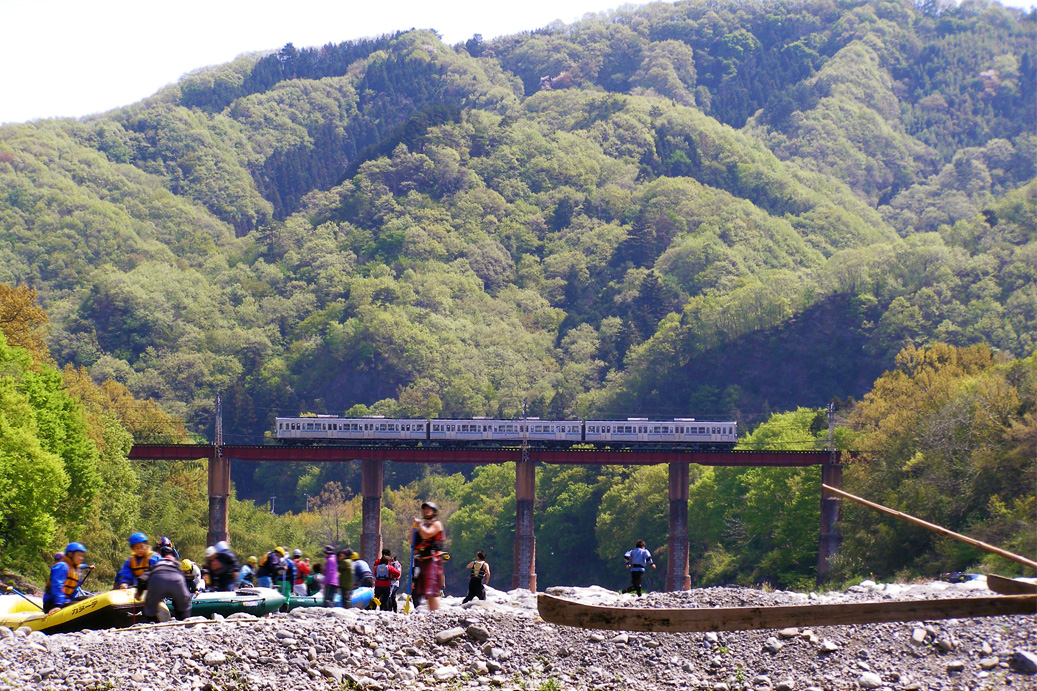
[1,579,1034,690]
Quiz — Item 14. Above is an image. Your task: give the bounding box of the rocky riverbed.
[1,578,1034,691]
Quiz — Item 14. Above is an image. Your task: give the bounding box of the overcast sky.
[2,0,1033,125]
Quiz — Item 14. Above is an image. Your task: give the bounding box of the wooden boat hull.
[0,589,168,634]
[182,587,286,618]
[986,574,1037,596]
[537,593,1037,633]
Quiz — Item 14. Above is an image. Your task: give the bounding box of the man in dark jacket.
[136,544,192,622]
[205,542,240,591]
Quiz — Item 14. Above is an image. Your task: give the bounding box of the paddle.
[3,584,44,611]
[403,521,417,613]
[76,565,96,596]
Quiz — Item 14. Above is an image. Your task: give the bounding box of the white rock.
[858,672,883,689]
[434,627,466,644]
[203,652,226,667]
[433,665,459,681]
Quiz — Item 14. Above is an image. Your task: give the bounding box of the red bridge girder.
[128,444,832,466]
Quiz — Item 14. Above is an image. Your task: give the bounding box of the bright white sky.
[2,0,1033,125]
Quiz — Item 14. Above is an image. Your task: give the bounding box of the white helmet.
[204,546,217,558]
[214,541,230,553]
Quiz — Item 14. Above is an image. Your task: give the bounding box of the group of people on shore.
[44,500,498,619]
[46,507,655,624]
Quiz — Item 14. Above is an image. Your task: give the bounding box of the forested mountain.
[0,0,1033,589]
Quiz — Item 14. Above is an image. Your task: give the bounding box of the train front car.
[584,418,737,450]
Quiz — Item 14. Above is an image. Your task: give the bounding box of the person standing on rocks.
[337,548,355,607]
[373,548,401,611]
[44,542,92,613]
[322,545,341,606]
[388,553,402,612]
[622,539,656,596]
[462,551,491,603]
[136,542,192,622]
[413,500,446,611]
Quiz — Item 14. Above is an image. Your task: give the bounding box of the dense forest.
[0,0,1033,593]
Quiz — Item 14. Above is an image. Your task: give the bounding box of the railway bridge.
[129,443,843,592]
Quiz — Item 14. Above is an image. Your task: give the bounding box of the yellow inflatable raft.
[0,589,168,634]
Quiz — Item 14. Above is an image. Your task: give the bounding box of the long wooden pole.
[538,593,1036,633]
[821,484,1037,571]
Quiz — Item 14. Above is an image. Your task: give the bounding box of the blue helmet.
[128,532,148,547]
[65,542,87,554]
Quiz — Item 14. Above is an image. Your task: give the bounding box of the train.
[275,415,737,449]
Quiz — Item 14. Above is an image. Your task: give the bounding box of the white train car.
[584,418,737,445]
[275,416,428,443]
[428,418,583,444]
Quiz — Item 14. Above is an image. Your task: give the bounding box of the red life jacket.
[414,528,444,562]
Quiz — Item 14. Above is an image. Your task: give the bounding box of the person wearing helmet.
[114,532,160,589]
[180,558,205,593]
[202,543,240,592]
[136,542,191,622]
[239,555,258,587]
[275,547,297,597]
[412,500,446,611]
[291,549,310,596]
[44,542,93,613]
[157,536,180,560]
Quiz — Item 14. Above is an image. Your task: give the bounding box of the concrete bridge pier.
[207,453,230,547]
[817,459,844,583]
[361,458,384,565]
[666,462,691,591]
[512,459,537,591]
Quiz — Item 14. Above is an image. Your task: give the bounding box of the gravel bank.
[1,578,1034,690]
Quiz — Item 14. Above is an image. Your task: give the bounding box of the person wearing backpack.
[277,549,296,597]
[462,551,491,603]
[256,549,279,588]
[388,554,402,612]
[622,539,656,596]
[373,548,401,611]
